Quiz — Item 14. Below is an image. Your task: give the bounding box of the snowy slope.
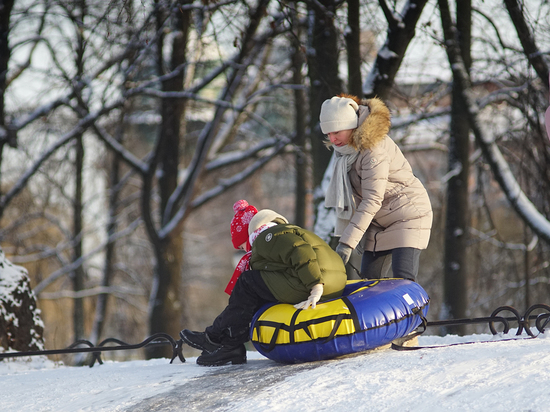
[1,331,549,412]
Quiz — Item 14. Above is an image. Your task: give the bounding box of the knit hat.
[319,96,359,134]
[230,200,258,249]
[248,209,289,235]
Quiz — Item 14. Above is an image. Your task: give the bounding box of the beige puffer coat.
[338,97,433,252]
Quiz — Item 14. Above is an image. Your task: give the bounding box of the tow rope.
[425,304,550,336]
[392,303,550,351]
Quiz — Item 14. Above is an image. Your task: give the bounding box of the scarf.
[325,144,359,234]
[225,222,277,295]
[225,251,251,295]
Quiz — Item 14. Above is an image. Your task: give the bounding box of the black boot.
[196,344,247,367]
[180,329,221,354]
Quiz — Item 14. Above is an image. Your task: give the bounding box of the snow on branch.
[33,218,142,295]
[159,136,291,239]
[439,0,550,245]
[205,138,281,171]
[0,99,125,213]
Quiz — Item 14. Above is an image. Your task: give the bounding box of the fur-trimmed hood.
[349,97,391,151]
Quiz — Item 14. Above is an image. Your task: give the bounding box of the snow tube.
[250,278,429,363]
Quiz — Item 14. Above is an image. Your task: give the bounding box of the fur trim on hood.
[323,94,391,152]
[350,97,391,151]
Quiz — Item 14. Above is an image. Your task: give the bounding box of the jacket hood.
[350,97,391,151]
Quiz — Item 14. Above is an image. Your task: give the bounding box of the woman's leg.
[360,248,421,281]
[391,247,421,281]
[360,250,392,279]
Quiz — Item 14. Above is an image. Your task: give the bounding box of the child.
[180,203,347,366]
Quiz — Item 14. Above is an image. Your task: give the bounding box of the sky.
[1,330,549,412]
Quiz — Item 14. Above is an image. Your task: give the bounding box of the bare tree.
[307,0,343,192]
[346,0,362,97]
[365,0,430,99]
[503,0,549,90]
[0,0,15,183]
[443,0,471,334]
[0,0,295,354]
[438,0,550,317]
[288,2,308,227]
[2,0,549,356]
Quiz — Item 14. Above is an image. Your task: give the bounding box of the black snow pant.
[206,270,277,347]
[360,247,421,282]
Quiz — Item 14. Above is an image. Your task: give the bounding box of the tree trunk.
[0,0,15,216]
[503,0,549,89]
[366,0,429,99]
[523,225,531,311]
[146,0,191,359]
[71,0,88,344]
[290,2,307,227]
[72,135,86,341]
[346,0,362,97]
[89,0,135,344]
[307,0,343,206]
[90,131,121,344]
[442,0,471,334]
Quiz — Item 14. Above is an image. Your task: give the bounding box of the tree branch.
[33,218,142,295]
[0,100,124,213]
[438,0,550,244]
[503,0,549,89]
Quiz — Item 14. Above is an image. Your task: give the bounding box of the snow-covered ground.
[1,330,549,412]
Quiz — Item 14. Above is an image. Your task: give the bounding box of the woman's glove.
[336,243,353,265]
[294,284,324,310]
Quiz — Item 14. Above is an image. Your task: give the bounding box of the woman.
[180,204,347,367]
[320,94,432,282]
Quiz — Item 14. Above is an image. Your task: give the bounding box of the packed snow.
[1,330,549,411]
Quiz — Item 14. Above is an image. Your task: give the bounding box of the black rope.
[392,335,538,351]
[426,316,510,333]
[425,304,550,336]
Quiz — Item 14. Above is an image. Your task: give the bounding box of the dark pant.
[206,270,277,347]
[360,247,421,281]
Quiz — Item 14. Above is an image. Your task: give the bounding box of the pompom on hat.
[319,96,359,134]
[230,200,258,250]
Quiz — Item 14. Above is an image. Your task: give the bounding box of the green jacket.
[249,224,347,304]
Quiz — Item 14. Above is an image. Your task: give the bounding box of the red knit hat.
[230,200,258,250]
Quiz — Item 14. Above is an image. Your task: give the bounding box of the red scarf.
[225,252,251,295]
[224,223,276,295]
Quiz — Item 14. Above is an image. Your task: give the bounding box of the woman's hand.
[336,243,353,265]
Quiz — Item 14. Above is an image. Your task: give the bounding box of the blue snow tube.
[250,278,429,363]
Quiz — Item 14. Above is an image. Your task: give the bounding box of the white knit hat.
[248,209,289,235]
[319,96,359,134]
